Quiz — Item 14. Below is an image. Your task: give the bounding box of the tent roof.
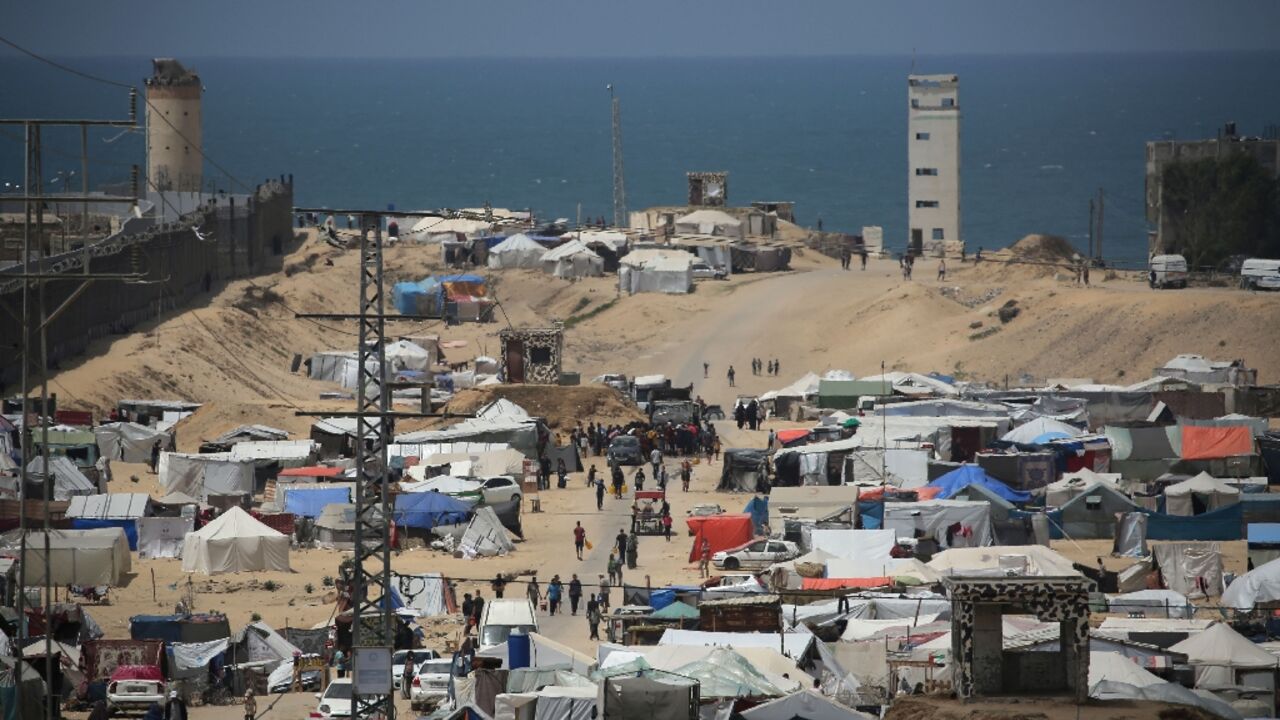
[927,545,1081,577]
[1088,652,1164,689]
[1168,622,1279,668]
[189,506,286,540]
[1223,556,1280,611]
[490,233,548,254]
[740,689,874,720]
[1002,417,1085,444]
[675,209,742,227]
[66,493,150,520]
[1052,467,1123,489]
[927,465,1031,502]
[1165,472,1241,497]
[25,455,95,496]
[154,490,200,506]
[650,601,700,620]
[542,239,601,262]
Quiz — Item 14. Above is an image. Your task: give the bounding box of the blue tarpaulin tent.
[1248,524,1280,544]
[857,501,884,529]
[393,492,473,529]
[130,614,185,643]
[1145,502,1243,541]
[284,487,351,519]
[393,282,428,315]
[648,588,675,611]
[70,518,139,550]
[927,465,1031,503]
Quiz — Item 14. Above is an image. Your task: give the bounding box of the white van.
[1149,254,1188,289]
[478,598,538,650]
[1240,259,1280,290]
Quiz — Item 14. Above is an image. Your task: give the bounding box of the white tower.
[145,58,203,193]
[907,74,961,256]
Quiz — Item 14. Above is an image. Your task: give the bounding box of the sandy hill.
[40,229,1280,442]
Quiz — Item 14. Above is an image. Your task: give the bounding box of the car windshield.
[393,651,411,664]
[613,437,638,447]
[419,660,452,675]
[324,683,353,700]
[481,624,536,646]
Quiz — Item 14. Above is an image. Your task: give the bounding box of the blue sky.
[3,0,1279,58]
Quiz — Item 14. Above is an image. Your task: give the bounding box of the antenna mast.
[609,84,627,229]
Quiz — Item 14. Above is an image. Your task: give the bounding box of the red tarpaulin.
[775,429,810,446]
[278,466,343,478]
[687,514,754,563]
[1181,425,1254,460]
[801,577,892,590]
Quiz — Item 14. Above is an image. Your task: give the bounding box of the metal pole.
[33,124,55,720]
[15,122,31,720]
[81,123,89,273]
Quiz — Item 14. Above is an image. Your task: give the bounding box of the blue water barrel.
[508,630,530,670]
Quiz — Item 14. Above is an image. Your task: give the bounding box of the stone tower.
[145,58,202,193]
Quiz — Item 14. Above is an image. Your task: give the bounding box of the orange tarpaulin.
[855,485,941,502]
[775,429,810,444]
[687,514,754,563]
[1181,425,1254,460]
[802,577,893,590]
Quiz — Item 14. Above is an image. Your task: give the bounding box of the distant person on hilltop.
[727,365,736,387]
[703,361,709,378]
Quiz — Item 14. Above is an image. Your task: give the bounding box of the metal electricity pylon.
[608,84,627,229]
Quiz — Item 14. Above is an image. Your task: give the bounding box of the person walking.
[568,574,583,615]
[699,538,712,578]
[611,464,624,499]
[681,460,692,491]
[595,475,606,510]
[472,591,485,630]
[242,689,256,720]
[573,521,587,560]
[400,650,416,700]
[527,577,542,613]
[662,513,673,541]
[547,576,563,616]
[598,574,611,611]
[938,258,947,281]
[332,647,347,680]
[626,532,639,570]
[462,592,474,623]
[727,365,736,387]
[587,463,597,488]
[650,447,662,478]
[615,528,628,557]
[860,249,868,270]
[587,596,602,640]
[633,466,645,492]
[658,464,668,491]
[491,574,507,599]
[556,458,569,489]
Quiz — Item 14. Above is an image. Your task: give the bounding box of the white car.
[480,476,522,505]
[409,658,454,709]
[712,539,800,571]
[312,678,352,719]
[691,260,728,280]
[393,649,439,690]
[106,667,165,715]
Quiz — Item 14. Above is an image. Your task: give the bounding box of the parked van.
[478,598,538,649]
[1240,259,1280,290]
[1149,254,1188,289]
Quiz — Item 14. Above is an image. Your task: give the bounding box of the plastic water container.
[508,630,530,670]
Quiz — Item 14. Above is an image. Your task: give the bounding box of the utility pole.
[1087,198,1095,260]
[608,84,627,230]
[1096,188,1105,262]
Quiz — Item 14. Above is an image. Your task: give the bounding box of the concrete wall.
[908,74,961,256]
[0,179,294,392]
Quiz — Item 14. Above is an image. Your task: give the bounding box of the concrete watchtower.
[145,58,202,192]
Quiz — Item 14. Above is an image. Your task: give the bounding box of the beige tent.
[181,506,291,574]
[0,527,131,586]
[1164,472,1240,516]
[1168,622,1279,688]
[1045,468,1124,507]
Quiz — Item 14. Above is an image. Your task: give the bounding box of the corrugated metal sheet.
[66,493,150,520]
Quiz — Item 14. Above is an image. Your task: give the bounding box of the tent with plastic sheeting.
[1167,622,1280,689]
[181,506,291,574]
[1045,468,1124,506]
[1001,417,1084,445]
[718,449,770,492]
[926,465,1031,503]
[282,486,350,519]
[390,572,453,617]
[384,339,432,372]
[672,647,783,699]
[136,516,194,559]
[487,234,548,269]
[0,656,46,720]
[618,249,695,295]
[529,685,595,720]
[883,500,993,549]
[0,527,131,585]
[94,422,170,463]
[397,400,538,457]
[25,455,96,500]
[1052,483,1142,539]
[739,689,874,720]
[674,209,743,237]
[458,506,513,558]
[541,239,603,279]
[599,675,699,720]
[1107,589,1194,619]
[1165,472,1241,516]
[1152,542,1223,599]
[159,452,254,501]
[1223,556,1280,611]
[313,504,357,548]
[686,514,754,563]
[928,545,1080,577]
[1090,679,1244,719]
[393,491,472,529]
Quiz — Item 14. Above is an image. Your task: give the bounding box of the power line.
[0,33,254,192]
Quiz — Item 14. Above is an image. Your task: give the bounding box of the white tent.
[159,452,255,501]
[1223,557,1280,611]
[458,506,513,558]
[25,456,96,500]
[1164,472,1241,516]
[618,250,694,295]
[1168,622,1279,688]
[927,545,1080,577]
[1045,468,1124,507]
[136,516,194,559]
[411,216,492,238]
[807,529,897,564]
[740,689,874,720]
[1088,651,1164,690]
[94,422,170,463]
[541,239,604,279]
[1001,417,1084,445]
[674,209,743,238]
[181,506,291,574]
[0,527,131,586]
[384,339,432,372]
[882,500,993,548]
[488,234,548,269]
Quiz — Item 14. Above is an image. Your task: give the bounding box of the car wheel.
[724,557,740,570]
[511,494,521,503]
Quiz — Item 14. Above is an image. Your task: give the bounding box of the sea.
[3,52,1279,265]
